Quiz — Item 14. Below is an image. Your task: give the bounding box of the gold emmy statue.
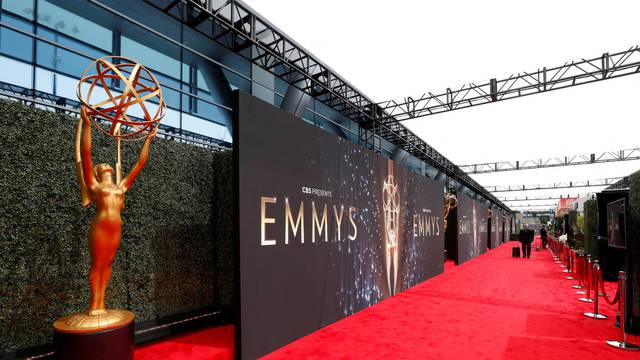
[443,193,458,232]
[382,160,400,296]
[54,56,165,334]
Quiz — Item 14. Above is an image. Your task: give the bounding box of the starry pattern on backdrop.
[237,91,444,359]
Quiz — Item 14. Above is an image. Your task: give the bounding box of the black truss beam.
[379,46,640,121]
[486,177,623,192]
[460,148,640,174]
[500,195,589,202]
[510,203,558,208]
[520,210,556,216]
[142,0,512,212]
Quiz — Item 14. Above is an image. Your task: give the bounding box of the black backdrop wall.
[457,194,473,264]
[628,171,640,333]
[499,212,503,243]
[456,193,488,264]
[491,207,500,249]
[596,191,626,281]
[236,91,445,360]
[445,205,458,262]
[0,100,234,355]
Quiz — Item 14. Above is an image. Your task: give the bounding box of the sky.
[243,0,640,211]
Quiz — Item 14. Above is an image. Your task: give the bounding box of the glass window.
[275,77,288,96]
[52,71,78,99]
[302,109,315,126]
[37,0,112,52]
[151,72,180,110]
[161,87,181,111]
[2,11,33,32]
[36,40,89,78]
[194,98,230,125]
[181,93,190,113]
[2,0,35,21]
[252,65,274,91]
[0,55,32,88]
[0,25,33,62]
[98,0,180,42]
[252,82,273,105]
[182,112,231,142]
[181,63,189,85]
[196,69,210,93]
[37,26,107,60]
[160,108,181,129]
[221,68,250,92]
[35,67,54,93]
[182,25,251,79]
[121,35,180,80]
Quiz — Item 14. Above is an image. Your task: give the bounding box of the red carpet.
[444,259,456,272]
[135,325,234,360]
[263,239,640,360]
[135,239,640,359]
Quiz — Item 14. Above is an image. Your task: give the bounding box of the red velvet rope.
[578,256,586,287]
[585,260,593,289]
[598,269,620,305]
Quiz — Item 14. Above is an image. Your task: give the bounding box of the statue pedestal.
[53,310,134,360]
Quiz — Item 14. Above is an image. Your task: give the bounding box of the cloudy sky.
[244,0,640,211]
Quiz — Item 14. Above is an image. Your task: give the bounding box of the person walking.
[518,225,532,259]
[540,226,548,249]
[521,225,534,259]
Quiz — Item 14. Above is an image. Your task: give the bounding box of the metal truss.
[604,176,630,190]
[379,46,640,121]
[460,149,640,174]
[485,177,623,192]
[147,0,374,125]
[510,203,558,208]
[520,210,555,216]
[500,195,590,202]
[144,0,512,211]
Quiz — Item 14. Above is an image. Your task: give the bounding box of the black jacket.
[518,229,526,242]
[519,229,534,244]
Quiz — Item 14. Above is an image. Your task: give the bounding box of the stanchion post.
[579,256,594,302]
[573,252,585,289]
[563,247,572,274]
[584,261,607,319]
[607,271,640,350]
[566,249,576,280]
[617,287,622,327]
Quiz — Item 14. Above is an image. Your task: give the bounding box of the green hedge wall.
[0,100,233,354]
[568,210,579,248]
[583,199,598,257]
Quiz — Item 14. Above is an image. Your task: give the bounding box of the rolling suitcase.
[512,246,521,258]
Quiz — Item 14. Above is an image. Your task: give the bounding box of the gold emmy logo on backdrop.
[382,160,400,295]
[53,56,165,333]
[443,193,458,232]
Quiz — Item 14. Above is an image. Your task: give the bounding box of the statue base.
[53,310,134,360]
